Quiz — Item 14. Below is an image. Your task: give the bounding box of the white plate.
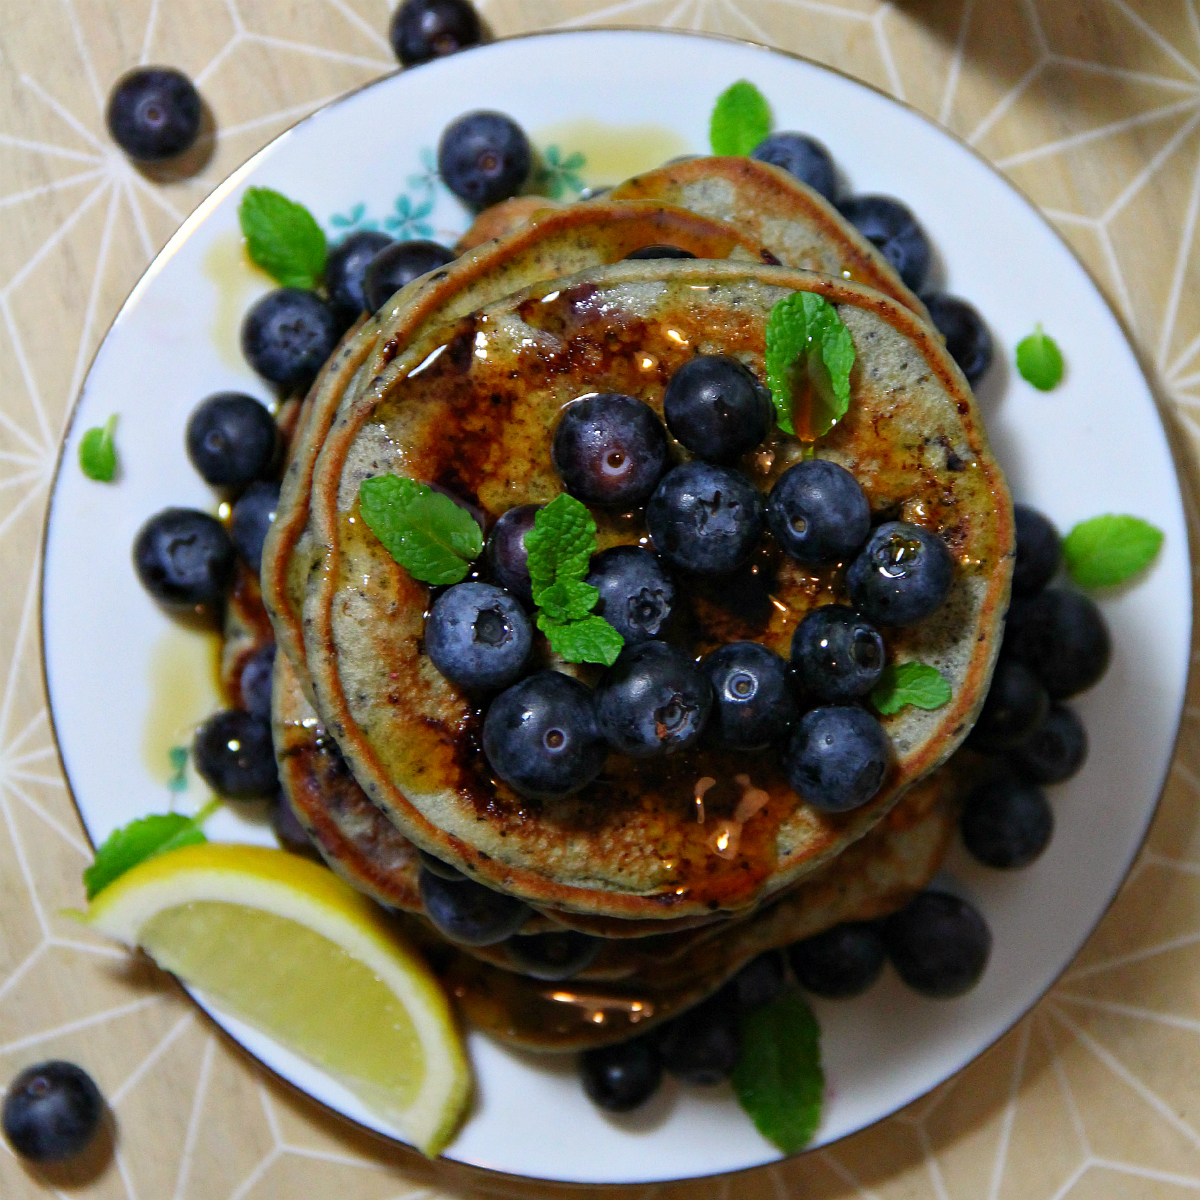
[42,28,1192,1185]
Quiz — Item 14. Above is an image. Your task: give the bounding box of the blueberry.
[389,0,481,66]
[646,462,765,575]
[230,481,279,575]
[733,950,787,1013]
[2,1062,104,1162]
[271,793,315,856]
[418,849,464,880]
[655,990,740,1085]
[438,111,531,208]
[506,930,602,980]
[185,392,277,487]
[324,231,393,326]
[594,642,712,757]
[961,778,1053,869]
[482,671,606,799]
[1006,587,1111,699]
[789,922,886,999]
[701,641,797,749]
[485,504,541,606]
[846,521,954,627]
[766,460,871,565]
[418,866,530,946]
[1013,704,1087,784]
[922,293,993,386]
[751,133,837,203]
[106,67,201,161]
[838,195,931,293]
[581,1036,662,1112]
[586,545,675,644]
[1012,505,1062,597]
[362,239,456,313]
[623,244,696,260]
[194,709,278,799]
[783,705,889,812]
[240,642,276,720]
[884,891,992,998]
[426,582,532,691]
[662,355,773,464]
[790,605,885,702]
[968,655,1050,751]
[241,289,338,394]
[133,507,236,610]
[552,394,668,509]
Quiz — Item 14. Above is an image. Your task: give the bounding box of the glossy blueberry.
[506,930,603,980]
[106,67,201,161]
[783,705,889,812]
[2,1061,104,1162]
[485,504,541,605]
[701,641,797,749]
[838,195,931,293]
[1006,587,1111,699]
[594,642,713,757]
[482,671,606,799]
[789,922,886,999]
[552,394,668,509]
[586,545,675,644]
[241,288,338,394]
[185,392,277,486]
[389,0,481,66]
[751,132,837,202]
[239,641,276,721]
[623,244,696,260]
[766,460,871,565]
[961,779,1053,869]
[324,230,393,326]
[922,293,993,386]
[362,239,456,313]
[271,793,316,856]
[655,990,740,1085]
[581,1036,662,1112]
[133,507,236,610]
[733,950,788,1013]
[438,111,531,208]
[1013,704,1087,784]
[884,891,992,998]
[418,850,464,880]
[193,709,278,799]
[790,604,885,702]
[647,462,765,575]
[1012,504,1062,597]
[663,355,773,464]
[230,481,279,574]
[418,866,530,946]
[846,521,954,627]
[968,657,1049,752]
[426,582,532,692]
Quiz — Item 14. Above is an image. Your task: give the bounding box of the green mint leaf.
[239,186,327,290]
[537,579,599,623]
[732,990,823,1154]
[526,493,597,595]
[1063,513,1163,588]
[871,661,952,716]
[537,613,624,666]
[358,475,483,586]
[79,414,118,482]
[765,292,855,439]
[710,80,772,157]
[1016,323,1064,390]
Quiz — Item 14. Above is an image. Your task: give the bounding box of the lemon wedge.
[83,843,469,1155]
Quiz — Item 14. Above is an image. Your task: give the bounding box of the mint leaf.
[710,80,772,157]
[765,292,855,439]
[1016,324,1064,391]
[79,414,118,482]
[1064,514,1163,588]
[239,186,327,290]
[525,493,598,598]
[871,661,952,715]
[537,613,624,667]
[358,475,483,586]
[732,990,823,1154]
[538,579,599,623]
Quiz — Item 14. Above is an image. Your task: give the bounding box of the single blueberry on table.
[506,930,603,980]
[239,641,276,721]
[922,293,994,387]
[884,891,992,998]
[193,709,278,799]
[961,778,1054,869]
[751,132,838,203]
[389,0,482,66]
[586,545,675,645]
[1005,587,1111,699]
[790,604,885,703]
[733,950,788,1013]
[655,990,740,1086]
[230,481,280,575]
[1012,504,1062,597]
[783,705,890,812]
[766,459,871,565]
[581,1036,662,1112]
[623,244,696,260]
[133,507,236,610]
[967,657,1049,752]
[106,67,202,161]
[1013,704,1087,784]
[185,392,277,487]
[438,110,531,208]
[2,1061,105,1162]
[846,521,954,627]
[418,865,530,946]
[486,504,541,606]
[426,582,532,692]
[789,922,886,999]
[701,641,797,749]
[838,194,932,293]
[324,230,393,326]
[241,288,338,394]
[362,239,456,314]
[662,354,773,465]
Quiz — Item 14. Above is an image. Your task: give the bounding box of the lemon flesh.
[84,843,469,1155]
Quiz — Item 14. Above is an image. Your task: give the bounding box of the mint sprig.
[239,187,327,290]
[79,413,118,482]
[710,80,772,157]
[871,661,952,716]
[1064,513,1163,588]
[1015,324,1064,391]
[358,476,483,586]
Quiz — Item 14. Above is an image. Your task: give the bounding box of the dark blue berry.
[193,709,278,798]
[884,891,991,998]
[751,132,837,203]
[230,481,279,575]
[847,521,954,627]
[733,950,787,1013]
[663,355,772,464]
[482,671,606,799]
[655,990,740,1085]
[418,850,464,880]
[623,244,696,260]
[106,67,201,161]
[389,0,481,66]
[418,866,530,946]
[486,504,541,605]
[581,1037,662,1112]
[185,392,277,486]
[324,231,393,326]
[241,289,338,394]
[790,605,885,702]
[438,111,531,208]
[1006,587,1111,699]
[240,642,275,720]
[362,239,456,313]
[961,778,1053,869]
[838,195,931,292]
[968,657,1049,752]
[506,930,602,980]
[1013,704,1087,784]
[2,1061,104,1162]
[923,293,993,386]
[594,642,712,757]
[701,641,797,749]
[1012,505,1061,597]
[271,793,315,856]
[766,459,871,565]
[789,922,886,999]
[133,507,236,610]
[783,705,889,812]
[586,545,675,644]
[426,582,531,692]
[552,394,668,509]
